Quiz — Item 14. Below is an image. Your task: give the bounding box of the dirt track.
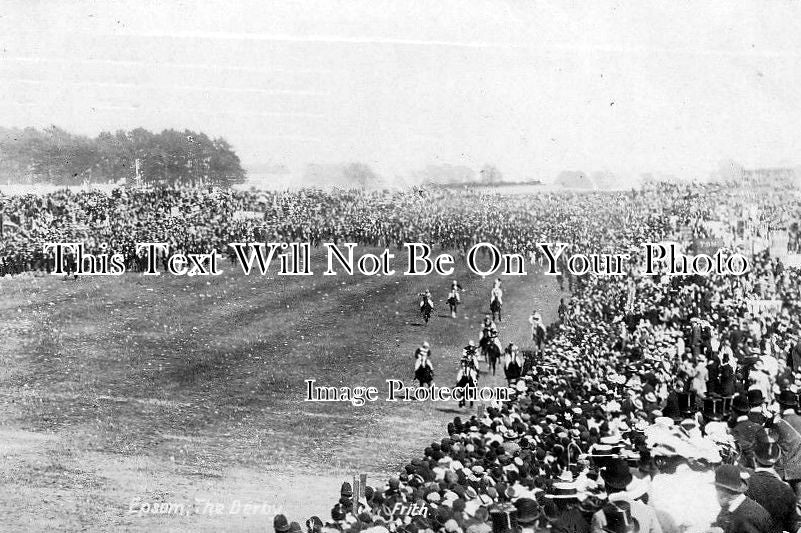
[0,249,563,531]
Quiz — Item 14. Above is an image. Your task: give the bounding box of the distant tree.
[0,126,246,187]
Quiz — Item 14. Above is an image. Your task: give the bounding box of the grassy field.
[0,247,563,532]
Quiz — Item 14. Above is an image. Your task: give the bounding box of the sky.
[2,0,801,183]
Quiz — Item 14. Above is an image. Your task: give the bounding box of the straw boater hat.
[544,471,586,501]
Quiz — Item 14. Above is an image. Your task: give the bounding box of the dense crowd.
[4,181,801,532]
[3,180,798,277]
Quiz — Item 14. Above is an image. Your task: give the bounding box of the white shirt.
[728,493,746,512]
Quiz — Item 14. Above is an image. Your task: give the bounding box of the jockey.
[414,341,431,359]
[448,280,462,302]
[447,280,462,318]
[461,340,481,370]
[414,352,434,388]
[504,342,523,362]
[419,289,434,310]
[414,352,433,372]
[456,361,477,383]
[479,315,501,350]
[490,279,503,306]
[455,360,478,408]
[529,311,547,349]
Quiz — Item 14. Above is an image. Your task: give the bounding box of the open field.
[0,247,562,531]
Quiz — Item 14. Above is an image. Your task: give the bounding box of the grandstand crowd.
[1,180,798,277]
[3,180,801,532]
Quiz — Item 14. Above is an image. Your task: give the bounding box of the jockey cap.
[422,341,430,349]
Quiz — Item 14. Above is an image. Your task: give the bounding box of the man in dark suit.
[745,437,799,533]
[729,395,767,470]
[747,389,767,426]
[712,464,778,533]
[771,390,801,501]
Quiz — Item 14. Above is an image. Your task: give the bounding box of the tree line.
[0,126,246,187]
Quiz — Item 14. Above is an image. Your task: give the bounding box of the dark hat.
[513,498,540,525]
[341,482,353,498]
[731,395,749,415]
[747,389,764,407]
[754,437,781,466]
[602,501,640,533]
[714,465,748,493]
[274,514,291,533]
[289,522,303,533]
[601,459,633,490]
[778,389,799,408]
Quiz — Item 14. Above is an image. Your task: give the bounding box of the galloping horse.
[490,283,503,322]
[414,355,434,388]
[480,336,502,376]
[420,300,433,324]
[490,297,502,322]
[447,292,459,319]
[447,280,462,318]
[455,361,478,408]
[419,291,433,324]
[504,346,523,386]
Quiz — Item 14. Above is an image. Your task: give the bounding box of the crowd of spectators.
[4,181,801,532]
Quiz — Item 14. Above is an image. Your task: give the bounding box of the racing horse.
[414,355,434,388]
[447,280,462,318]
[447,292,460,319]
[489,284,503,322]
[420,300,433,324]
[503,346,523,386]
[455,360,478,408]
[480,336,502,376]
[419,291,433,324]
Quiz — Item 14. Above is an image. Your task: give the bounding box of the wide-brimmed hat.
[602,459,633,490]
[713,465,748,493]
